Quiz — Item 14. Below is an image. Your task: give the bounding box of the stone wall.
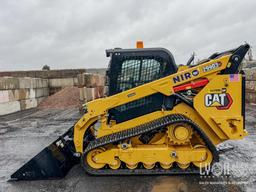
[0,77,49,115]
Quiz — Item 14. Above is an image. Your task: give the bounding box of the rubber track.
[81,114,219,175]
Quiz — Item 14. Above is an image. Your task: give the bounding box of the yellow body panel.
[194,74,247,140]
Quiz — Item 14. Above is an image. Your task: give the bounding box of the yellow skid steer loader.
[10,43,249,180]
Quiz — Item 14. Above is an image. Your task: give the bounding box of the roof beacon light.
[136,41,144,48]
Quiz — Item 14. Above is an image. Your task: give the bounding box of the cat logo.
[205,93,233,110]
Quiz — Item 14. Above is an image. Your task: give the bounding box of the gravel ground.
[0,105,256,192]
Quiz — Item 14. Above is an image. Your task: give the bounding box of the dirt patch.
[39,86,79,109]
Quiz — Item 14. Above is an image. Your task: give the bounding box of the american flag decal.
[229,74,240,82]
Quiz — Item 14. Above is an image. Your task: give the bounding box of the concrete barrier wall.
[244,67,256,103]
[0,69,85,95]
[0,77,49,115]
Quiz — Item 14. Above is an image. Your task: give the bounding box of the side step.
[9,127,79,181]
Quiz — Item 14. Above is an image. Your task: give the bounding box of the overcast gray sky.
[0,0,255,71]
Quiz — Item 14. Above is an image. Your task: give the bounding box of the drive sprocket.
[167,123,193,145]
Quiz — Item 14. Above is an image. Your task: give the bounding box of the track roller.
[126,163,138,169]
[109,158,121,170]
[160,162,173,169]
[86,148,106,169]
[143,163,155,169]
[192,144,213,168]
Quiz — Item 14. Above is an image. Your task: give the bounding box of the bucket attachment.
[9,127,79,181]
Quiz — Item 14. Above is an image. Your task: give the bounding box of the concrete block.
[49,79,60,87]
[1,88,49,103]
[253,72,256,81]
[250,93,256,103]
[31,78,48,88]
[35,88,49,98]
[19,78,32,89]
[79,87,85,101]
[0,77,20,90]
[251,81,256,91]
[246,81,250,89]
[36,78,48,88]
[0,90,10,103]
[104,86,108,96]
[246,91,256,103]
[19,78,46,89]
[30,88,36,98]
[49,78,75,88]
[0,101,20,115]
[42,79,49,88]
[249,71,254,80]
[44,87,49,96]
[245,68,256,81]
[244,70,251,80]
[78,73,105,87]
[245,93,250,103]
[83,86,105,102]
[13,89,30,100]
[36,78,43,88]
[8,90,15,101]
[96,86,105,98]
[85,87,96,101]
[20,98,38,110]
[30,78,37,88]
[247,81,254,90]
[73,77,78,86]
[77,74,85,86]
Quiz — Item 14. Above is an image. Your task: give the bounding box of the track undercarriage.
[82,114,218,175]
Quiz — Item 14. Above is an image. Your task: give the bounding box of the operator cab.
[105,42,177,123]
